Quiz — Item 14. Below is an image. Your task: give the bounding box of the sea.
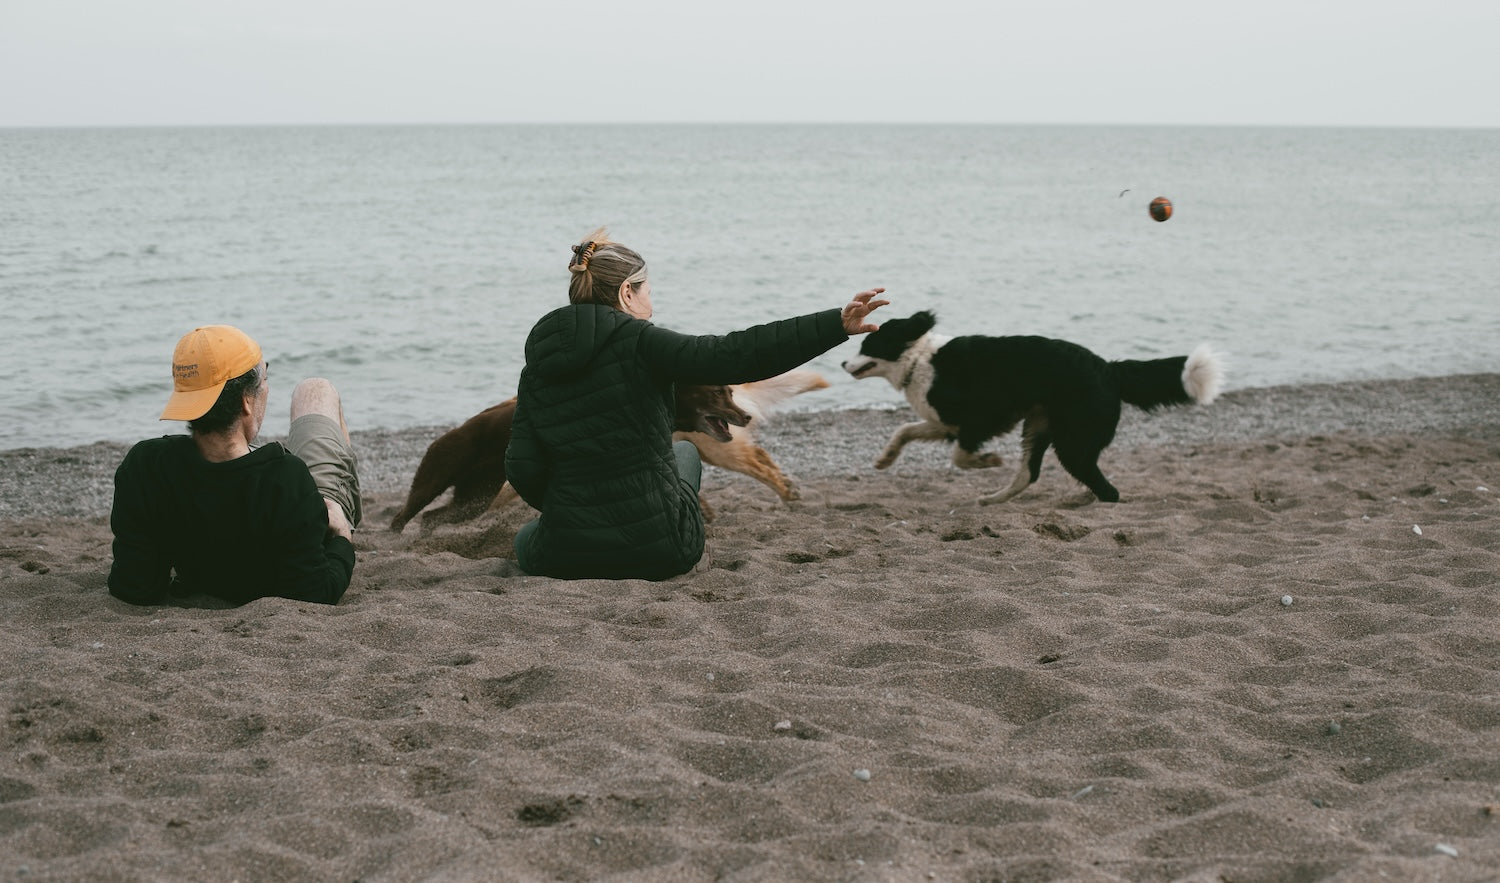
[2,124,1497,451]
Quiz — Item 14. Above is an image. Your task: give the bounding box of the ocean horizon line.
[6,120,1498,133]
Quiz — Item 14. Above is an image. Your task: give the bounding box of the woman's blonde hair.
[568,226,647,309]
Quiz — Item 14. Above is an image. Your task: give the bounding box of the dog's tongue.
[706,416,731,441]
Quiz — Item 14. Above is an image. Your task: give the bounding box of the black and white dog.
[842,311,1223,504]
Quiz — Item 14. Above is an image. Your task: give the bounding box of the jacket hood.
[523,304,638,380]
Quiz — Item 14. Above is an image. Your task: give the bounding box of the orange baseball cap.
[160,325,263,421]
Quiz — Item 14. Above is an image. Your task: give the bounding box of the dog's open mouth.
[845,360,876,378]
[702,415,734,442]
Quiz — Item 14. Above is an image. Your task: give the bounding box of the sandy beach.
[3,374,1498,881]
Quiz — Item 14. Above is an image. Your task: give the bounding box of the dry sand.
[2,375,1498,881]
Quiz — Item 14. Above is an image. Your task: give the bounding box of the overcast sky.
[3,0,1497,129]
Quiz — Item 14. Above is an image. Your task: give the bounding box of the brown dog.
[389,398,519,532]
[390,371,827,532]
[391,385,749,532]
[675,370,828,502]
[672,384,751,445]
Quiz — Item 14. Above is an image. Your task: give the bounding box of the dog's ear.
[908,311,937,336]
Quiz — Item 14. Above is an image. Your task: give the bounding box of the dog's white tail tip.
[1184,345,1224,405]
[735,370,829,411]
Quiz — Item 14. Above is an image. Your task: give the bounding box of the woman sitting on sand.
[505,228,887,580]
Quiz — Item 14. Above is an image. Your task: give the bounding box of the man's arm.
[271,466,355,605]
[107,448,172,605]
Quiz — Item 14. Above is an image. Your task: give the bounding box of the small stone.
[852,768,871,782]
[1280,595,1294,607]
[1413,525,1422,535]
[1434,843,1458,858]
[1326,722,1342,735]
[772,720,792,731]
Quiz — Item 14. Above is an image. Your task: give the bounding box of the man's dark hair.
[188,365,263,435]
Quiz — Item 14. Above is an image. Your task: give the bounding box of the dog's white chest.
[899,338,947,425]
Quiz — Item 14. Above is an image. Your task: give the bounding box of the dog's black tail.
[1111,345,1223,412]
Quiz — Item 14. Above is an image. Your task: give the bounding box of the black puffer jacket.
[505,303,848,580]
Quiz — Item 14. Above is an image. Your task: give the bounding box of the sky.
[2,0,1498,129]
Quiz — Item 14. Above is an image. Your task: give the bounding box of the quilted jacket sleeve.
[637,309,847,385]
[504,393,550,510]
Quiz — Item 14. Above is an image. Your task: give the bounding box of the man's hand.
[324,498,353,540]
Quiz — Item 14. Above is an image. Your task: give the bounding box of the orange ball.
[1149,196,1173,222]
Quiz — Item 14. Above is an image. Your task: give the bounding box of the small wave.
[56,248,138,266]
[123,274,217,287]
[105,379,168,401]
[275,344,369,367]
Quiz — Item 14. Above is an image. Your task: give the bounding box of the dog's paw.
[955,451,1003,469]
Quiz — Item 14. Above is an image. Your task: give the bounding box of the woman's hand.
[840,288,890,335]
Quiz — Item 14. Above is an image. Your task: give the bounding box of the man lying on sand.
[108,325,361,606]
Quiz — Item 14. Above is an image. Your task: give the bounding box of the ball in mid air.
[1149,196,1173,222]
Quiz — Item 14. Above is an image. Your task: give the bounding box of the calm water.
[2,124,1497,450]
